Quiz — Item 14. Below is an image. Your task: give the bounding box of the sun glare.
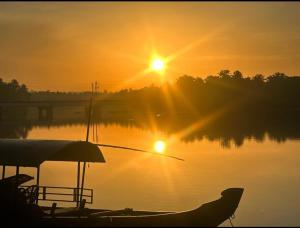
[150,57,166,73]
[154,140,166,154]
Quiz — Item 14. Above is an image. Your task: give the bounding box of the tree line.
[94,70,300,117]
[2,70,300,117]
[0,79,30,101]
[1,70,300,147]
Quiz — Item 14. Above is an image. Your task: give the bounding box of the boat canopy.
[0,139,105,167]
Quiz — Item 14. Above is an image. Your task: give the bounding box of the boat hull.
[27,188,244,227]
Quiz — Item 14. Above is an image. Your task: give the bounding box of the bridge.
[0,99,122,121]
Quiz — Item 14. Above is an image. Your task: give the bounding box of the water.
[2,121,300,226]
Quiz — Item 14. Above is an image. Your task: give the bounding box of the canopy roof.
[0,139,105,167]
[0,174,33,187]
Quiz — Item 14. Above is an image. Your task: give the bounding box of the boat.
[36,187,243,227]
[0,132,244,226]
[0,171,243,227]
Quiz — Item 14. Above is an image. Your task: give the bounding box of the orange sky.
[0,2,300,91]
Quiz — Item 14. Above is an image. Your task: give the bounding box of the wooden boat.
[3,174,243,227]
[34,188,243,227]
[0,140,244,226]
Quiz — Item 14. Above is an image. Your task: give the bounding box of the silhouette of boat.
[0,173,243,227]
[37,188,243,227]
[0,139,244,226]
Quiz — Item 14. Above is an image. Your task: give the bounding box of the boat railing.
[20,185,93,204]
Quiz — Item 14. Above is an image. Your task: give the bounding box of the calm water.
[2,122,300,226]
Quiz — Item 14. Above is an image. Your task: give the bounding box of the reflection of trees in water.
[176,111,300,148]
[0,117,140,140]
[0,122,32,139]
[108,110,300,148]
[1,110,300,148]
[167,111,300,148]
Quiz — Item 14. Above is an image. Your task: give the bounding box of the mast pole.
[79,82,94,205]
[76,161,80,207]
[96,82,99,143]
[2,165,5,179]
[36,166,40,204]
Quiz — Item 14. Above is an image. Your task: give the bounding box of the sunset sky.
[1,2,300,91]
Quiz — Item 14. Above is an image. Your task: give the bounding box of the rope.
[228,213,235,227]
[229,217,234,227]
[97,143,184,161]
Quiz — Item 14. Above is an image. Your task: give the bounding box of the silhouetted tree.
[0,78,30,101]
[218,69,231,79]
[253,74,265,83]
[232,70,243,79]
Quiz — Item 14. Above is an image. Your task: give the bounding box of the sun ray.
[167,97,246,146]
[160,83,177,116]
[112,68,151,91]
[100,151,151,184]
[171,84,200,116]
[157,155,180,199]
[165,24,232,64]
[109,21,234,92]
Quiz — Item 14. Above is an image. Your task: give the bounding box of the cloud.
[0,19,60,60]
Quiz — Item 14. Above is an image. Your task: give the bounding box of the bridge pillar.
[38,106,53,121]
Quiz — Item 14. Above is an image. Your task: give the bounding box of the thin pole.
[36,166,40,185]
[76,161,80,207]
[16,166,19,187]
[36,166,40,204]
[16,166,19,175]
[37,166,40,186]
[92,114,95,142]
[93,82,97,142]
[2,165,5,179]
[96,82,99,143]
[79,83,94,204]
[96,122,98,143]
[14,166,20,209]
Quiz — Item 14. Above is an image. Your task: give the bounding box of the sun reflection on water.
[154,140,166,154]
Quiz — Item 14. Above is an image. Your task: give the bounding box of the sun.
[150,57,166,73]
[154,140,166,154]
[152,59,164,71]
